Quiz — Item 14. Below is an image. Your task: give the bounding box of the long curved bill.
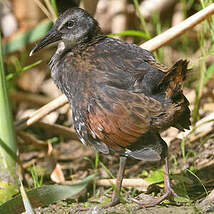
[30,28,61,56]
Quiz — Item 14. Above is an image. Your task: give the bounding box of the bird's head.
[30,8,102,55]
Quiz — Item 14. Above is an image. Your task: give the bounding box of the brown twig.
[18,131,48,149]
[15,94,68,131]
[15,4,214,131]
[34,121,78,140]
[33,0,53,21]
[109,0,127,39]
[18,131,65,183]
[139,0,176,20]
[178,112,214,143]
[198,189,214,212]
[44,0,57,21]
[63,178,151,190]
[10,91,52,106]
[80,0,99,16]
[97,178,151,189]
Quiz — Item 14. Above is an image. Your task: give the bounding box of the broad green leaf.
[0,181,18,205]
[145,169,164,183]
[0,174,94,214]
[3,20,52,54]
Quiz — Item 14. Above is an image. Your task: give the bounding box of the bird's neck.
[64,27,105,54]
[77,34,105,52]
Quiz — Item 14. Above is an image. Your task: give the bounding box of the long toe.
[76,197,121,212]
[131,188,177,209]
[102,197,121,208]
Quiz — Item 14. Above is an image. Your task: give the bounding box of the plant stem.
[0,34,17,202]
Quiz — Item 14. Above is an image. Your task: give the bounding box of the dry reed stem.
[33,0,52,21]
[140,3,214,51]
[10,91,52,106]
[15,94,68,131]
[35,121,78,140]
[97,178,151,189]
[109,0,127,39]
[80,0,99,16]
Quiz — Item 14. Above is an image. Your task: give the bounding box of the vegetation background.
[0,0,214,213]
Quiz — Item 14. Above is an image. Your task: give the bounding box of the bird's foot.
[131,186,177,209]
[75,197,120,212]
[102,197,121,208]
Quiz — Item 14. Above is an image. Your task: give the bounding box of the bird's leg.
[163,156,177,198]
[132,156,177,208]
[77,156,126,211]
[102,156,127,208]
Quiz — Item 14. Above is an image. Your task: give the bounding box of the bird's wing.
[85,86,164,151]
[92,38,169,94]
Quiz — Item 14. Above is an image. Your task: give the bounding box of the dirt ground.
[32,135,214,214]
[35,201,214,214]
[6,1,213,213]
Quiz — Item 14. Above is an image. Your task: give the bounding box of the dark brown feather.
[40,8,191,157]
[31,8,191,207]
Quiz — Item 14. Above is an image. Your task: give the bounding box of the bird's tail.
[156,60,191,130]
[156,60,189,97]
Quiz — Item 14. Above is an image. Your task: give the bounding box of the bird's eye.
[66,21,74,29]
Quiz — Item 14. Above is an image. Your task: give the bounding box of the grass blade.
[108,30,150,39]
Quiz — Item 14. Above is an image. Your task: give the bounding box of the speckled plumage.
[49,32,190,160]
[31,7,191,208]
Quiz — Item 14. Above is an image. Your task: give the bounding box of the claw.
[131,157,177,209]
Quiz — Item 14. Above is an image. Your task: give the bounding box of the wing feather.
[85,88,164,150]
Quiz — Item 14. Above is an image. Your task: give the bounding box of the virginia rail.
[30,8,191,208]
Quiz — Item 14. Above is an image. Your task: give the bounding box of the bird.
[30,8,191,208]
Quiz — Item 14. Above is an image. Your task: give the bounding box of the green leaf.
[204,63,214,83]
[145,169,164,183]
[108,30,150,39]
[50,0,58,17]
[174,196,190,203]
[6,60,42,81]
[3,20,52,54]
[0,181,18,205]
[0,174,94,214]
[0,35,18,201]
